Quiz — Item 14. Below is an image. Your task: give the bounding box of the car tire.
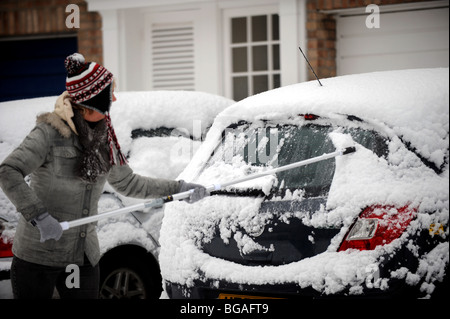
[99,245,162,299]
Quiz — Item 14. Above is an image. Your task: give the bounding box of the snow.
[181,68,449,178]
[110,91,234,155]
[96,91,233,254]
[159,68,449,297]
[0,96,55,224]
[0,69,448,298]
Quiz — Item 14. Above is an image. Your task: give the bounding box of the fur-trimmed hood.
[37,91,127,167]
[36,91,78,139]
[36,112,73,139]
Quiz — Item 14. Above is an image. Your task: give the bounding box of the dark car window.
[131,127,191,139]
[205,119,389,198]
[276,124,335,197]
[346,127,389,159]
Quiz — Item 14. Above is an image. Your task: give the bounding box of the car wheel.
[99,246,162,299]
[100,267,147,299]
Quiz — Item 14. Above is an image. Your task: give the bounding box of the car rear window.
[205,119,388,198]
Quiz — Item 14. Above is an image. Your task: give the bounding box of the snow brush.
[60,146,356,231]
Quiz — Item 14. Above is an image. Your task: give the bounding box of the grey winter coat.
[0,111,181,267]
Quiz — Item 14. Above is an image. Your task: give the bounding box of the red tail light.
[300,114,320,121]
[0,239,13,258]
[338,205,417,252]
[0,218,13,258]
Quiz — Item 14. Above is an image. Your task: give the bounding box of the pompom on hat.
[64,53,126,166]
[64,53,114,115]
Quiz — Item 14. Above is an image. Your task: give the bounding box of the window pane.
[273,74,281,88]
[252,45,268,71]
[232,47,248,72]
[233,76,248,101]
[232,17,247,43]
[272,14,279,40]
[273,44,280,70]
[276,125,335,197]
[251,15,267,42]
[253,75,268,95]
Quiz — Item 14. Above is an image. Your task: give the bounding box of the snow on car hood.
[160,69,449,296]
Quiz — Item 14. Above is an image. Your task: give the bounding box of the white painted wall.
[88,0,308,98]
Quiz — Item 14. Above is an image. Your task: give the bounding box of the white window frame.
[223,5,280,100]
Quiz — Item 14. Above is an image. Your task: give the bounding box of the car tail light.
[338,205,417,251]
[300,114,320,121]
[0,239,13,258]
[0,218,13,258]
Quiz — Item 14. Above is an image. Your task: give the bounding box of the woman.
[0,53,208,299]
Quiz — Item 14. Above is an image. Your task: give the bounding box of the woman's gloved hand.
[32,212,63,242]
[178,180,210,203]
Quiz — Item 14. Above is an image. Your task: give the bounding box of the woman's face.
[82,89,117,122]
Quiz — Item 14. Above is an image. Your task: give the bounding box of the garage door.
[336,7,449,75]
[0,36,77,102]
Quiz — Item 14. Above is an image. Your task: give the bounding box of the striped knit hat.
[64,53,127,166]
[64,53,114,115]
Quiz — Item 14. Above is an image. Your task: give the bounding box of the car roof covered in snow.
[110,91,234,153]
[207,68,449,170]
[111,91,234,138]
[0,90,234,152]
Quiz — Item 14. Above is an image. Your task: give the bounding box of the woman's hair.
[72,103,94,116]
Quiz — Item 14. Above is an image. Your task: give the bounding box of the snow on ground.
[160,68,449,297]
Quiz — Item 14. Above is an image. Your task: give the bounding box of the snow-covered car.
[160,68,449,299]
[0,91,234,299]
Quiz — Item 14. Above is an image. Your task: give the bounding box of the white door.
[336,7,449,75]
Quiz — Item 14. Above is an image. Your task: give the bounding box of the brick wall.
[306,0,433,80]
[0,0,102,64]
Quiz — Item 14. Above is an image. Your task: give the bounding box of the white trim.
[218,0,279,9]
[321,0,449,16]
[87,0,280,11]
[99,10,122,87]
[223,5,280,99]
[87,0,208,11]
[279,0,307,85]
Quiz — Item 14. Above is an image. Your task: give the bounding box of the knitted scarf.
[72,110,127,183]
[105,112,128,166]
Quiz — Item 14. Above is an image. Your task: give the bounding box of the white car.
[160,68,449,299]
[0,90,234,299]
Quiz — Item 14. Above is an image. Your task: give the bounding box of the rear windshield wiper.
[211,188,266,198]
